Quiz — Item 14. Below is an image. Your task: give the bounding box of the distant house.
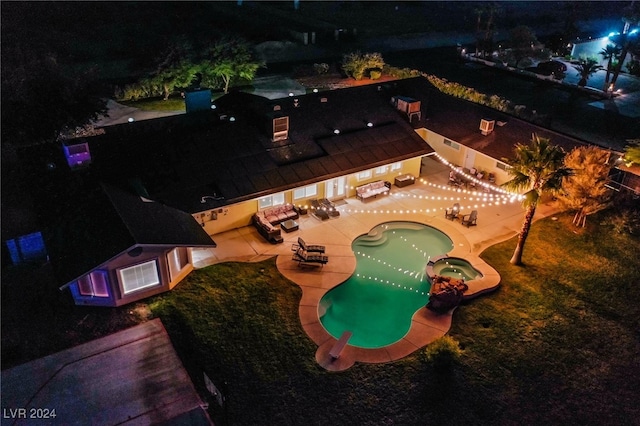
[5,76,637,307]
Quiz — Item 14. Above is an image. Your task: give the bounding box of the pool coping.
[276,214,501,372]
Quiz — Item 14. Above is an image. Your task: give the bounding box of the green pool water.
[319,221,453,349]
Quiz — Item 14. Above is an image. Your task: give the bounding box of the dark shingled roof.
[84,80,436,212]
[389,77,610,165]
[46,182,216,287]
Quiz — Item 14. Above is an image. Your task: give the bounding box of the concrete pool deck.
[192,157,560,371]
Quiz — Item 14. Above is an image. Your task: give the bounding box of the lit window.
[119,260,160,294]
[293,185,317,200]
[375,166,388,175]
[444,139,460,150]
[390,162,402,171]
[496,161,510,171]
[168,247,190,280]
[358,170,372,180]
[77,270,109,297]
[258,192,285,209]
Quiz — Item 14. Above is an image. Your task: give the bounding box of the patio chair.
[293,247,328,267]
[310,199,330,220]
[298,237,325,253]
[461,210,478,227]
[320,198,340,217]
[445,203,460,220]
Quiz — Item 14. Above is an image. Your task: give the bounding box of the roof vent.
[480,119,495,135]
[272,116,289,142]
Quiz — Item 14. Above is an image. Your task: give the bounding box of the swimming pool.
[319,221,454,348]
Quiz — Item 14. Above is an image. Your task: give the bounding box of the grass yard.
[147,211,640,425]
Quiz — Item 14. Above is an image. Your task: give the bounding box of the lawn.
[147,211,640,425]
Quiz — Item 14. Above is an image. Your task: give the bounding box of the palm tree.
[502,134,572,265]
[572,57,603,87]
[600,43,622,91]
[610,3,640,90]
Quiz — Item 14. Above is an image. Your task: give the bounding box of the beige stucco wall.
[195,157,424,236]
[417,128,510,185]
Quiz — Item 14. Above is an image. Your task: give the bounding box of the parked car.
[536,60,567,76]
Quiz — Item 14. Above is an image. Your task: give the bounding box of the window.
[5,231,47,265]
[293,184,317,200]
[496,161,510,171]
[357,170,372,180]
[258,192,285,209]
[375,166,388,175]
[168,247,190,280]
[77,270,109,297]
[390,162,402,171]
[119,260,160,294]
[443,139,460,150]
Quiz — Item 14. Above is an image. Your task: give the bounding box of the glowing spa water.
[431,257,483,281]
[319,222,453,349]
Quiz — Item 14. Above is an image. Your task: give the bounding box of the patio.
[191,156,560,370]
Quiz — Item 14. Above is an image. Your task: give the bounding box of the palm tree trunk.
[510,204,537,265]
[603,58,612,92]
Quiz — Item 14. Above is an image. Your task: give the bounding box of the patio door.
[325,177,346,200]
[464,150,476,171]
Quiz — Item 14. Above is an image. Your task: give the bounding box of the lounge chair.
[320,198,340,217]
[310,199,330,220]
[461,210,478,227]
[298,237,325,253]
[293,247,328,267]
[445,203,460,220]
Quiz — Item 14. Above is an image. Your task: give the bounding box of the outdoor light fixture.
[229,116,236,122]
[367,122,374,127]
[334,129,340,134]
[288,92,294,97]
[313,88,319,93]
[200,194,224,203]
[128,117,135,123]
[211,104,217,110]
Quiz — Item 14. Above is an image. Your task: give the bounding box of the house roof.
[45,181,216,287]
[85,80,436,212]
[1,319,212,425]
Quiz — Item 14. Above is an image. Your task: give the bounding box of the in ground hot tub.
[426,255,483,281]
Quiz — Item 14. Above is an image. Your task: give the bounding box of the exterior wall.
[418,128,511,185]
[68,245,197,307]
[199,200,257,236]
[196,157,423,236]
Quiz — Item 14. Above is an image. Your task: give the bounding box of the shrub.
[369,69,382,80]
[424,335,462,368]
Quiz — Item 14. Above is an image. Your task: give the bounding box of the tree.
[599,43,622,91]
[623,139,640,166]
[556,146,612,227]
[474,3,501,58]
[341,52,385,80]
[144,38,199,100]
[508,25,541,68]
[199,38,264,94]
[609,2,640,90]
[502,134,571,265]
[572,57,603,87]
